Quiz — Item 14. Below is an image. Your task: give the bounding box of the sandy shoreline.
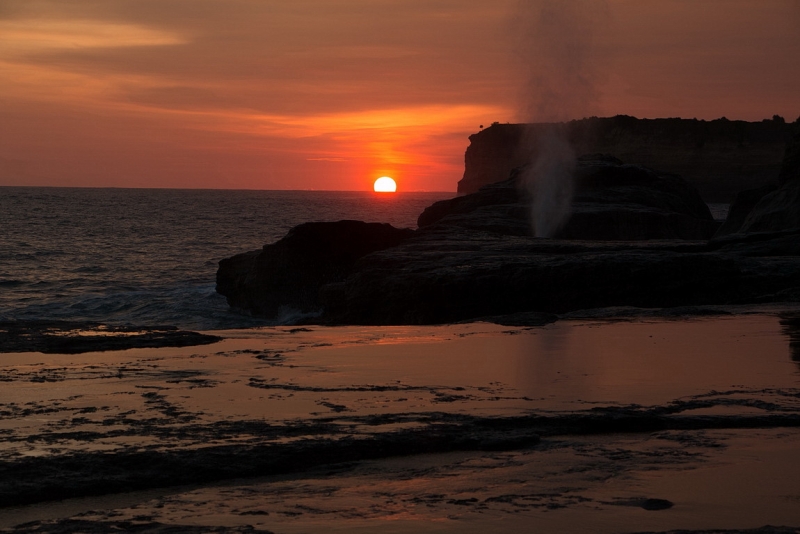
[1,315,799,532]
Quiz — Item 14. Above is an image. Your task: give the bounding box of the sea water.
[0,187,451,330]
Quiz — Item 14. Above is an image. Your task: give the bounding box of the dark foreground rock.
[218,158,739,323]
[221,221,800,326]
[320,229,800,324]
[0,321,221,354]
[218,132,800,324]
[216,220,414,318]
[2,521,274,534]
[323,133,800,324]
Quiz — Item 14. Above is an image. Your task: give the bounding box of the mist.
[512,0,607,237]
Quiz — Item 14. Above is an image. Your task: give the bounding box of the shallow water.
[1,315,799,532]
[2,316,798,456]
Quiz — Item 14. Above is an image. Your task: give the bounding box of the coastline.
[2,313,799,532]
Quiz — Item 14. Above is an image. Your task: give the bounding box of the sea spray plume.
[514,0,603,122]
[527,126,576,237]
[512,0,607,237]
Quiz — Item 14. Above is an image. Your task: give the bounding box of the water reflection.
[301,315,799,411]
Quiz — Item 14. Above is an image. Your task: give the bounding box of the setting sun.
[373,176,397,193]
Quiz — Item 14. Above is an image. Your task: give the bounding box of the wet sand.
[1,315,799,532]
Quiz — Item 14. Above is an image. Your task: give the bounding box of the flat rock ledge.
[318,230,800,324]
[0,321,221,354]
[217,223,800,327]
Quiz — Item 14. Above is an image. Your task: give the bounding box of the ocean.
[0,187,451,330]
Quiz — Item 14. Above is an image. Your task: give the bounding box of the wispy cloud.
[0,0,797,190]
[0,19,186,52]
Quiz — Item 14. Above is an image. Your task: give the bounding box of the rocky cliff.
[217,154,800,324]
[458,116,794,202]
[217,120,800,325]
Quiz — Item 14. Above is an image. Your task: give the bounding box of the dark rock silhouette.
[221,222,800,323]
[319,222,800,325]
[217,126,800,325]
[459,116,793,202]
[0,321,220,354]
[714,184,777,236]
[717,124,800,235]
[216,220,414,318]
[421,155,716,240]
[319,236,740,324]
[734,181,800,234]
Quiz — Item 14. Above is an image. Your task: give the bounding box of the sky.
[1,0,798,192]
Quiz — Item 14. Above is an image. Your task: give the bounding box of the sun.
[373,176,397,193]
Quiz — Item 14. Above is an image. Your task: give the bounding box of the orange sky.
[1,0,798,191]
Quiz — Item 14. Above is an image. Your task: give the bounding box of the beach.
[3,1,799,531]
[2,313,799,533]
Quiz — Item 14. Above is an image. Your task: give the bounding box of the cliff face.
[458,116,794,202]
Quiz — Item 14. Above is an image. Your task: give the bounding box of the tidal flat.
[1,314,800,533]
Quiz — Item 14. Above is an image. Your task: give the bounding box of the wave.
[2,282,275,330]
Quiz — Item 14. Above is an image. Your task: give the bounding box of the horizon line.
[0,185,456,194]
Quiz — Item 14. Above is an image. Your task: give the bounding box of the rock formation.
[0,321,221,354]
[460,116,794,202]
[420,155,716,240]
[217,127,800,325]
[713,184,777,236]
[216,220,414,318]
[716,124,800,235]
